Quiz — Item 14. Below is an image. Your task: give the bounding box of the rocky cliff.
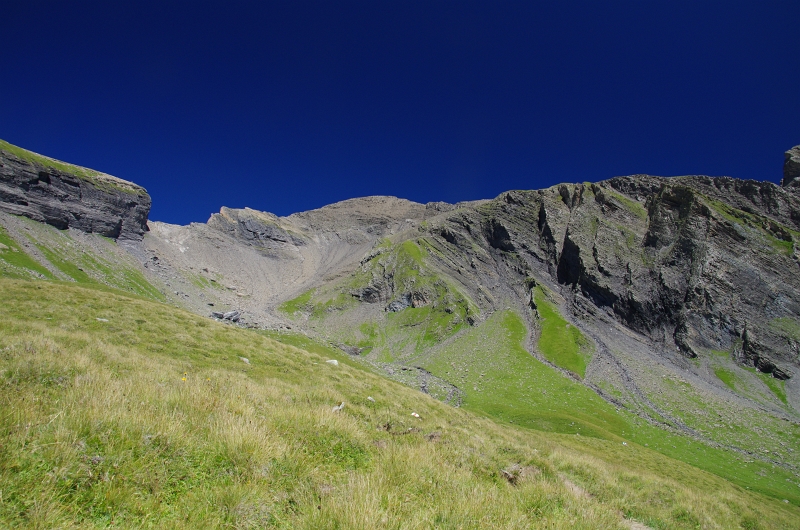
[0,139,150,241]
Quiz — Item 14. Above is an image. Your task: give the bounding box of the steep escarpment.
[428,174,800,380]
[0,139,150,240]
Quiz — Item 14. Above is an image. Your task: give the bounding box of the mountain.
[1,138,800,527]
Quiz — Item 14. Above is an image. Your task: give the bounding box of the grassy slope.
[418,310,800,506]
[0,226,55,280]
[273,235,800,506]
[533,286,593,378]
[1,279,799,529]
[0,217,164,302]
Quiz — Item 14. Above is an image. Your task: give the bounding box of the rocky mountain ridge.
[2,139,800,475]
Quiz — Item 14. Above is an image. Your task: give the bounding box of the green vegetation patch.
[714,367,737,391]
[293,237,479,360]
[604,187,648,221]
[759,372,788,404]
[421,308,800,506]
[704,196,796,256]
[422,309,624,438]
[534,286,593,378]
[278,288,315,316]
[0,226,54,279]
[14,218,165,301]
[770,317,800,342]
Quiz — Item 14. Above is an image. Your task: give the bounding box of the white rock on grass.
[326,359,339,366]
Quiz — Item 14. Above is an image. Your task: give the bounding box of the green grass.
[12,217,165,302]
[293,236,479,360]
[422,310,626,438]
[603,188,648,221]
[704,196,796,257]
[277,288,315,316]
[759,372,788,405]
[420,308,800,507]
[0,139,145,196]
[534,286,593,378]
[1,278,799,528]
[715,367,737,391]
[0,226,55,279]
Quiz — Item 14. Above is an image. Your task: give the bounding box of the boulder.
[223,310,241,322]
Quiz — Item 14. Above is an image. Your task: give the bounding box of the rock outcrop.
[0,140,150,241]
[782,145,800,188]
[428,174,800,379]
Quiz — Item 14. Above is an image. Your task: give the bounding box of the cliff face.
[0,140,150,241]
[448,173,800,380]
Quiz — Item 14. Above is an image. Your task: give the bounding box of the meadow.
[1,278,799,528]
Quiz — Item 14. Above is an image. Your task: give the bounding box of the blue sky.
[2,1,798,224]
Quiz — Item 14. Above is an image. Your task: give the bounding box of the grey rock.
[337,344,363,356]
[223,310,241,322]
[0,139,150,240]
[781,145,800,188]
[211,311,224,318]
[207,207,306,248]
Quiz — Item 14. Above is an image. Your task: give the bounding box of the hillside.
[1,279,798,528]
[2,138,800,526]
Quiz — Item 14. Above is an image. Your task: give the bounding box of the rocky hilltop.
[0,139,150,240]
[139,148,800,382]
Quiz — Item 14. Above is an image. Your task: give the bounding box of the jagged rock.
[781,145,800,188]
[222,310,240,322]
[0,139,150,240]
[772,367,791,380]
[386,297,410,312]
[207,207,306,248]
[352,284,389,303]
[337,344,363,356]
[211,311,224,319]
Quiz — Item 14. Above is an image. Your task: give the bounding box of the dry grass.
[0,278,797,528]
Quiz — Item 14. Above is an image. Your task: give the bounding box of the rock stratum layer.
[0,139,150,241]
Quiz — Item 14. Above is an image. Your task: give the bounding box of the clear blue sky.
[2,1,798,224]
